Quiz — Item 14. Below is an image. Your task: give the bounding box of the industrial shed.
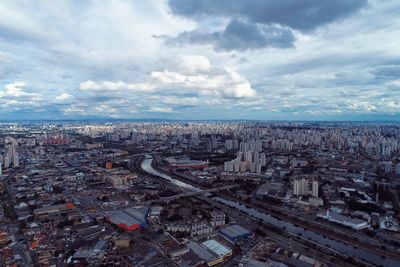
[105,207,149,231]
[219,224,252,242]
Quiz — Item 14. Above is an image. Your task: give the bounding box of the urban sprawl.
[0,121,400,267]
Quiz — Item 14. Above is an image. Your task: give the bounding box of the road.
[7,223,34,267]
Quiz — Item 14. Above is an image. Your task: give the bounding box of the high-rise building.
[191,132,199,148]
[3,138,19,168]
[211,135,217,149]
[3,155,10,168]
[13,153,19,168]
[301,179,308,195]
[224,161,234,172]
[233,139,239,149]
[312,181,319,198]
[259,153,266,167]
[293,179,308,196]
[239,161,247,172]
[384,161,392,173]
[225,139,234,150]
[234,160,240,172]
[293,180,300,196]
[245,151,253,164]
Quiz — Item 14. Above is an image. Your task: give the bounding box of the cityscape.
[0,121,399,266]
[1,0,400,267]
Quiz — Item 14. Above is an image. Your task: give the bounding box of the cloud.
[0,82,33,97]
[168,19,295,51]
[167,0,367,32]
[151,67,256,98]
[54,92,73,102]
[386,79,400,90]
[150,96,200,107]
[0,82,44,111]
[165,0,366,53]
[79,55,256,100]
[94,104,117,114]
[148,107,174,113]
[371,64,400,81]
[178,55,211,72]
[60,54,257,117]
[64,105,87,116]
[79,80,155,92]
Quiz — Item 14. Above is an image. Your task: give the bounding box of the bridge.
[130,152,159,158]
[152,184,237,203]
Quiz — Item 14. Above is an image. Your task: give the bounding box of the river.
[141,156,399,267]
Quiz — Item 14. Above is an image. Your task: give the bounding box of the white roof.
[202,239,232,258]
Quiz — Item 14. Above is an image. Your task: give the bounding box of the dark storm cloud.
[168,19,295,51]
[168,0,367,31]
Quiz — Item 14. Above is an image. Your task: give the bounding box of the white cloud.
[0,82,32,97]
[151,68,256,98]
[148,107,174,113]
[94,104,117,114]
[178,55,211,72]
[74,54,257,118]
[79,80,156,92]
[54,92,73,101]
[63,105,87,116]
[0,82,46,112]
[160,96,200,106]
[386,79,400,90]
[150,55,256,98]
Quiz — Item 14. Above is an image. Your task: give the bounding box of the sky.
[0,0,400,121]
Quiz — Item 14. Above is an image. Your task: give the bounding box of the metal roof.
[202,240,231,258]
[107,207,148,228]
[187,242,216,262]
[220,224,251,239]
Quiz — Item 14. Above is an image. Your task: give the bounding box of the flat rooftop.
[220,224,251,239]
[202,239,231,258]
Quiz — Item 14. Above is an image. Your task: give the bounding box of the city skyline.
[1,0,400,120]
[1,120,400,266]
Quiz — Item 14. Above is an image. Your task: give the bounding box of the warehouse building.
[34,202,76,218]
[187,239,232,266]
[166,157,209,171]
[105,207,148,231]
[219,224,252,242]
[317,210,369,230]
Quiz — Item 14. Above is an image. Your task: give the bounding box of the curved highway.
[141,157,201,192]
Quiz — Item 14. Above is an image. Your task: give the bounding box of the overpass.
[131,152,159,158]
[152,184,237,203]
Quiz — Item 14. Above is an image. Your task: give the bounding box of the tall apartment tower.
[191,132,199,148]
[293,180,299,196]
[3,139,20,168]
[301,179,308,195]
[293,179,309,196]
[312,181,319,198]
[384,161,392,173]
[225,139,234,150]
